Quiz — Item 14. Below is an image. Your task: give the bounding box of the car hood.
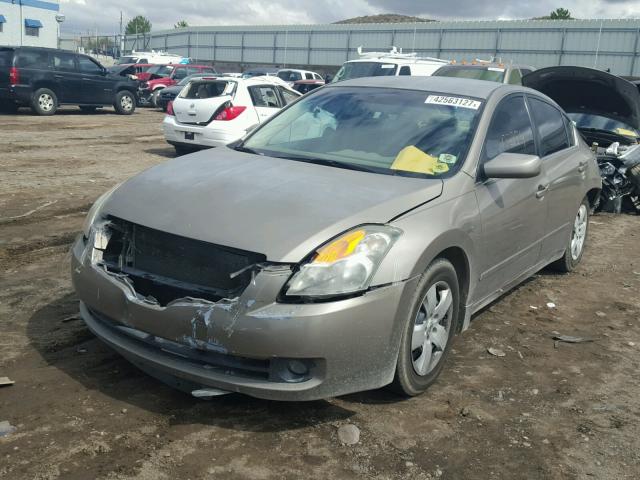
[102,148,443,262]
[523,66,640,130]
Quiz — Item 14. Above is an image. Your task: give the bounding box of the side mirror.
[483,153,541,179]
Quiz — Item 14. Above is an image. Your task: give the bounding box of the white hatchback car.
[163,76,301,154]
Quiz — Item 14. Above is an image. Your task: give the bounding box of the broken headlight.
[284,225,402,299]
[82,183,121,238]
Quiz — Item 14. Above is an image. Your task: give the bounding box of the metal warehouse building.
[0,0,61,48]
[123,19,640,75]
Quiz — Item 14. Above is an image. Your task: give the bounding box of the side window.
[399,65,411,76]
[304,72,313,79]
[279,87,299,105]
[78,56,102,74]
[173,68,187,80]
[16,50,50,68]
[528,97,570,156]
[484,95,536,161]
[139,58,148,63]
[314,73,322,80]
[507,69,522,85]
[52,52,76,72]
[249,86,281,108]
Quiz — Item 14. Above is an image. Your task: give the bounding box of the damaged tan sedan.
[71,77,602,401]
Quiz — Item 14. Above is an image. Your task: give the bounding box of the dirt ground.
[1,107,639,480]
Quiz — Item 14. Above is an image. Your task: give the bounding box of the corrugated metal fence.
[119,19,640,75]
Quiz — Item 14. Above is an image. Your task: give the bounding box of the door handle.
[536,184,549,199]
[54,74,64,79]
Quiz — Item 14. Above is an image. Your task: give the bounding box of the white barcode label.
[425,95,481,110]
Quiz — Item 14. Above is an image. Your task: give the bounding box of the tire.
[79,106,98,113]
[31,88,58,116]
[114,90,136,115]
[549,197,590,273]
[391,258,460,397]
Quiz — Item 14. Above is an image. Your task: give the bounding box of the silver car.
[71,77,602,401]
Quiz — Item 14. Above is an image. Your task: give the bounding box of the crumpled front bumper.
[70,235,417,401]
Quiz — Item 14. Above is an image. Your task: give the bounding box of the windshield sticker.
[439,153,458,165]
[488,67,505,72]
[425,95,481,110]
[614,127,638,137]
[381,64,395,69]
[391,146,449,175]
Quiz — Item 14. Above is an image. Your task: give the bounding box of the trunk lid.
[523,66,640,130]
[173,79,237,125]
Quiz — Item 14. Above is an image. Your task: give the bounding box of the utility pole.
[119,11,123,56]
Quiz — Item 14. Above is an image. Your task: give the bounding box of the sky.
[58,0,640,35]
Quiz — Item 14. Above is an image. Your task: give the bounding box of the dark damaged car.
[72,77,601,401]
[524,66,640,213]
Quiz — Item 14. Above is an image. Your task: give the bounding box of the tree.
[125,15,152,35]
[174,20,189,29]
[549,8,572,19]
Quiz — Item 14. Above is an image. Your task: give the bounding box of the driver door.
[474,94,549,301]
[77,56,112,104]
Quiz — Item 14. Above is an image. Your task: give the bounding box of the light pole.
[55,13,66,49]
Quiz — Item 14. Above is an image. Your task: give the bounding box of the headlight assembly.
[284,225,402,299]
[82,183,121,237]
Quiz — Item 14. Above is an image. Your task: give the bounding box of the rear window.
[278,70,302,82]
[434,66,506,83]
[333,62,398,82]
[15,50,50,68]
[179,80,236,99]
[0,49,14,69]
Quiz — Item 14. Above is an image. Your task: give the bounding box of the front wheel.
[391,258,460,397]
[31,88,58,116]
[550,198,590,272]
[114,91,136,115]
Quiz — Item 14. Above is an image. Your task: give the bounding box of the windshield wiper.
[233,144,262,155]
[272,155,383,174]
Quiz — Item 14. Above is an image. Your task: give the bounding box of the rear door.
[527,95,584,262]
[50,51,83,103]
[248,84,282,122]
[77,55,112,104]
[173,79,235,124]
[474,94,549,300]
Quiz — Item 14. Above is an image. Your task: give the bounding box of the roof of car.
[329,76,507,99]
[440,63,535,70]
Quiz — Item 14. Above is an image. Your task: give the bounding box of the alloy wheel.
[570,204,588,260]
[411,281,453,376]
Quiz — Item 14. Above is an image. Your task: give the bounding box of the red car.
[139,64,217,107]
[108,63,155,80]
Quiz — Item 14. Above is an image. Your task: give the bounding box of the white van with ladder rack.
[332,46,449,82]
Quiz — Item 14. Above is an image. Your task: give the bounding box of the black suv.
[0,46,138,115]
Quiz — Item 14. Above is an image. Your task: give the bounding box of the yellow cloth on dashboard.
[391,146,449,174]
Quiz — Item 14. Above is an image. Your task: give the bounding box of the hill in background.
[335,14,435,24]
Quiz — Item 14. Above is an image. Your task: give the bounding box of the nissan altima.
[71,76,602,401]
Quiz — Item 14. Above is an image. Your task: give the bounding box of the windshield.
[116,56,137,65]
[179,80,236,99]
[434,65,506,83]
[333,62,398,82]
[278,70,303,82]
[568,113,640,139]
[243,87,482,178]
[147,65,173,77]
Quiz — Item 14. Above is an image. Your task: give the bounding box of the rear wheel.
[31,88,58,116]
[114,91,136,115]
[550,198,589,272]
[391,258,460,397]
